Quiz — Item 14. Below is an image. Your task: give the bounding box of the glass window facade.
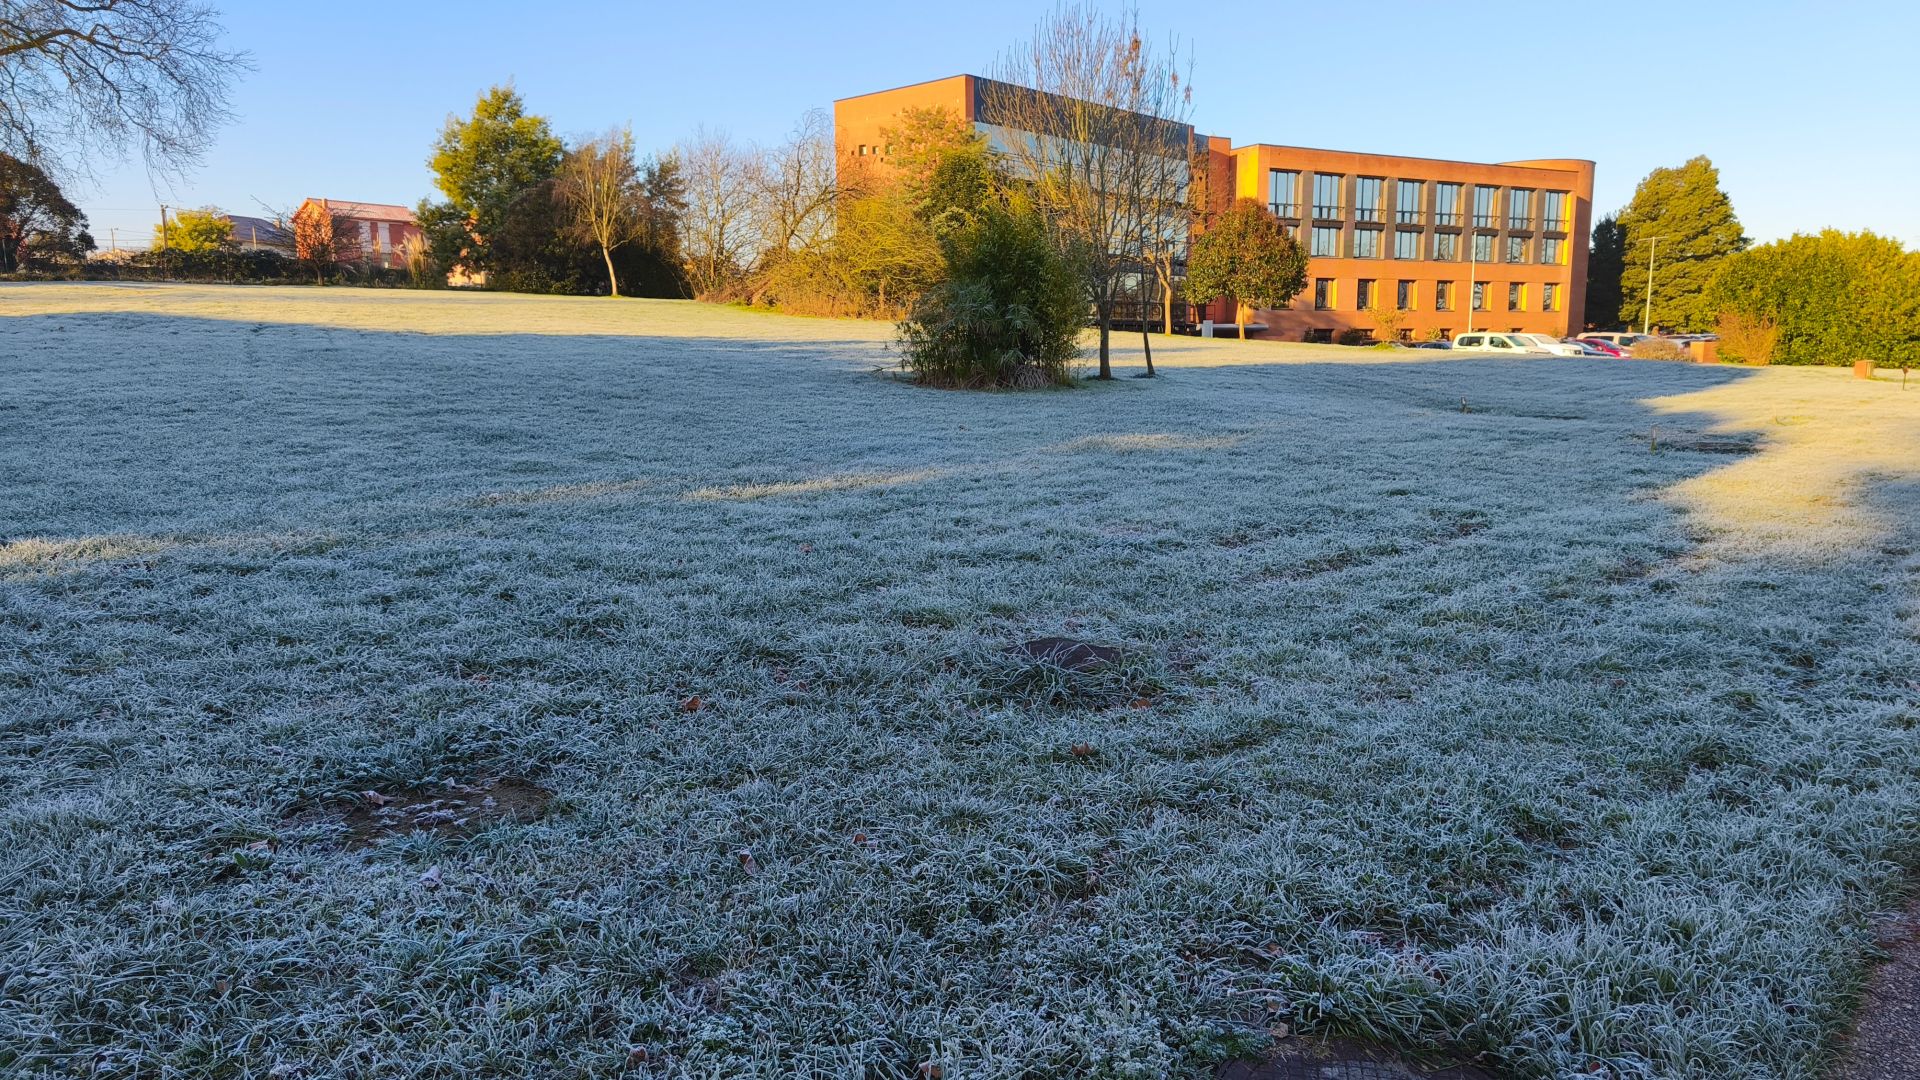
[1434,183,1462,226]
[1506,236,1527,263]
[1352,228,1380,258]
[1270,170,1299,217]
[1508,189,1534,229]
[1393,230,1419,259]
[1541,237,1563,264]
[1396,181,1423,224]
[1472,281,1487,310]
[1508,282,1524,310]
[1542,283,1559,311]
[1313,278,1333,309]
[1355,177,1383,222]
[1472,232,1493,262]
[1396,280,1413,310]
[1543,191,1568,230]
[1431,232,1458,261]
[1356,279,1375,310]
[1313,174,1342,218]
[1435,281,1452,311]
[1472,185,1498,227]
[1311,226,1341,257]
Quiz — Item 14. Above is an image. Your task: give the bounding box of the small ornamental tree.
[158,206,231,252]
[1367,303,1406,343]
[1185,198,1307,339]
[292,205,348,283]
[556,127,643,296]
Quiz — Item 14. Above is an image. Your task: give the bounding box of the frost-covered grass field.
[3,284,1919,1079]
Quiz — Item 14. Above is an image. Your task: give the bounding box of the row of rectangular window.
[1306,225,1564,264]
[1314,279,1561,313]
[1272,170,1568,230]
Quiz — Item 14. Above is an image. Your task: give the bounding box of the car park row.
[1404,331,1718,356]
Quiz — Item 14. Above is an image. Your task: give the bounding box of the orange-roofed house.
[293,199,422,269]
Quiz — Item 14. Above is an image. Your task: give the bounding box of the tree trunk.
[1097,309,1112,380]
[1237,301,1247,340]
[1140,317,1155,377]
[602,244,619,297]
[1162,276,1175,338]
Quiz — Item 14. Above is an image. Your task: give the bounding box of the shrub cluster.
[898,203,1085,388]
[1714,311,1779,365]
[1628,337,1689,361]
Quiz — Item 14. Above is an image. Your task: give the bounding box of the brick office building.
[834,75,1594,341]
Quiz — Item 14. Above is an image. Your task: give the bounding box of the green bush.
[1707,230,1920,366]
[1337,328,1372,346]
[897,203,1084,388]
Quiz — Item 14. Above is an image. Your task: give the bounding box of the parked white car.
[1451,332,1552,354]
[1511,333,1593,356]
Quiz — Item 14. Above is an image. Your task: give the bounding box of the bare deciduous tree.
[0,0,244,179]
[748,109,837,270]
[1146,143,1221,339]
[984,3,1193,379]
[674,128,755,300]
[557,126,643,297]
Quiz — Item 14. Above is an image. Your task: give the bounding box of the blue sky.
[75,0,1920,251]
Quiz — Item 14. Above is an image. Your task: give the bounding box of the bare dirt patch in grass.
[307,777,553,849]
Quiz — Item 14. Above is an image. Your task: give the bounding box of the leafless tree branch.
[0,0,245,181]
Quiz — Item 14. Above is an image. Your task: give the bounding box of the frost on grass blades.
[2,284,1919,1079]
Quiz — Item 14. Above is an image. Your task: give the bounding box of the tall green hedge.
[1707,230,1920,366]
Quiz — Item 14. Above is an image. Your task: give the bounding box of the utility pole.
[158,205,171,251]
[109,228,117,253]
[1641,235,1665,335]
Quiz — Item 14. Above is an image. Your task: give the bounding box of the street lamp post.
[1466,231,1477,334]
[1641,235,1666,335]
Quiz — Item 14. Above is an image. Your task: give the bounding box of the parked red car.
[1575,337,1630,358]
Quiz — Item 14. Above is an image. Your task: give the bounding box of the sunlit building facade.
[835,76,1594,341]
